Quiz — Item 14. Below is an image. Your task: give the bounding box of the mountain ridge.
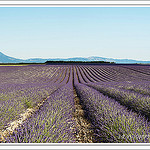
[0,52,150,64]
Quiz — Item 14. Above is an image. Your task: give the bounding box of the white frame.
[0,1,150,149]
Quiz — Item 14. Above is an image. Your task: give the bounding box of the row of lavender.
[87,82,150,120]
[74,65,150,142]
[5,68,77,142]
[0,65,70,130]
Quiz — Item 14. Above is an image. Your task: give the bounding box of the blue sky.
[0,7,150,60]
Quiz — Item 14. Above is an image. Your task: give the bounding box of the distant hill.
[0,52,150,64]
[0,52,23,63]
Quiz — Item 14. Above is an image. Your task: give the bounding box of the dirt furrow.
[72,66,93,143]
[73,87,94,143]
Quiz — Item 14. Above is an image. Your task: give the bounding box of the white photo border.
[0,1,150,7]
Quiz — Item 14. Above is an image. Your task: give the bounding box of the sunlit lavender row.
[86,82,150,120]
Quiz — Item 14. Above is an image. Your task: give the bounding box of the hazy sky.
[0,7,150,60]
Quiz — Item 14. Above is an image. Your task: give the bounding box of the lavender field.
[0,64,150,143]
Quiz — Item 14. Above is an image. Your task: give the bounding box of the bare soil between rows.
[73,87,95,143]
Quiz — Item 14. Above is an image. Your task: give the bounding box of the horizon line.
[1,52,150,62]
